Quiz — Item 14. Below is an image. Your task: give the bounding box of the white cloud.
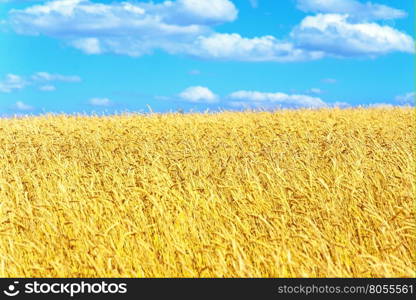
[395,92,414,105]
[188,69,201,75]
[367,103,395,108]
[228,90,327,109]
[32,72,81,82]
[174,0,238,25]
[322,78,337,84]
[15,101,33,111]
[188,33,324,62]
[9,0,235,57]
[71,38,101,54]
[179,86,219,103]
[163,87,354,110]
[291,14,414,57]
[7,0,414,61]
[89,97,111,106]
[0,72,80,93]
[330,101,350,108]
[296,0,406,21]
[39,85,56,91]
[0,74,27,93]
[308,88,322,94]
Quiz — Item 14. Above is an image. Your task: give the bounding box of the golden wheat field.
[0,107,414,278]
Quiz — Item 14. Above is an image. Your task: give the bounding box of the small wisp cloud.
[89,98,112,107]
[0,72,81,93]
[15,101,33,111]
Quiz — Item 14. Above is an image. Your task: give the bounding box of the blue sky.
[0,0,414,115]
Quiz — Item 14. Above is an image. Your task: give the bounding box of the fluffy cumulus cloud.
[89,97,111,106]
[395,92,415,105]
[172,0,238,25]
[7,0,414,61]
[188,33,324,62]
[9,0,236,57]
[228,90,327,109]
[291,14,414,57]
[179,86,219,103]
[296,0,407,21]
[71,38,102,55]
[0,74,27,93]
